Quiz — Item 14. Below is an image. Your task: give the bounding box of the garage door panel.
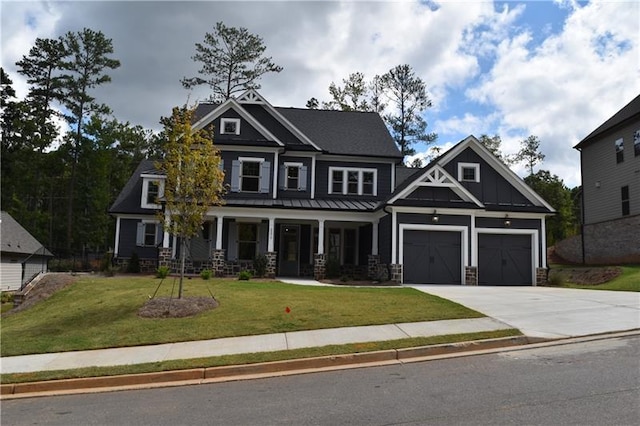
[479,234,532,286]
[403,230,462,285]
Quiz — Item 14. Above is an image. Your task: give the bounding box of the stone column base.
[314,254,326,280]
[265,252,277,278]
[158,248,172,270]
[389,264,402,284]
[211,249,226,277]
[536,267,548,286]
[368,254,380,280]
[465,266,478,285]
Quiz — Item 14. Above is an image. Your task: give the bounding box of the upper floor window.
[329,167,377,196]
[458,162,480,183]
[621,185,630,216]
[615,138,624,163]
[231,157,270,193]
[280,162,308,191]
[221,118,240,135]
[141,177,164,209]
[634,130,640,157]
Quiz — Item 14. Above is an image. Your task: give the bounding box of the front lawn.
[549,264,640,292]
[0,276,483,357]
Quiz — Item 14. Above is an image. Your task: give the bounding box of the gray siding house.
[573,94,640,263]
[110,90,554,285]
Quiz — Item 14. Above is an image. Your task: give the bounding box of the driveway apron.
[409,285,640,338]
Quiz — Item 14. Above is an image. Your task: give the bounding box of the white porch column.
[371,220,379,256]
[172,234,177,258]
[114,216,121,256]
[162,210,171,248]
[268,217,275,252]
[470,212,477,266]
[541,217,547,268]
[391,209,397,263]
[215,216,224,250]
[317,219,325,254]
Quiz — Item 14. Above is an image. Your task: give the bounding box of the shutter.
[260,161,271,193]
[299,166,308,191]
[279,165,286,189]
[227,221,238,261]
[136,222,144,246]
[230,160,240,192]
[259,222,268,254]
[155,223,162,246]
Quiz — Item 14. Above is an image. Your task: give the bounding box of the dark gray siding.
[378,215,392,264]
[117,218,160,260]
[315,160,393,200]
[358,223,372,265]
[444,148,532,207]
[213,109,266,142]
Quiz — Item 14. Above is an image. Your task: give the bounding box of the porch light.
[504,215,511,228]
[432,210,439,223]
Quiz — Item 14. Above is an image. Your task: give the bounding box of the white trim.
[206,206,376,223]
[328,166,378,196]
[311,156,317,199]
[141,178,165,210]
[475,227,539,286]
[391,209,397,264]
[317,219,325,255]
[162,210,170,248]
[268,217,275,252]
[220,118,240,135]
[283,162,303,191]
[238,156,265,163]
[272,151,279,199]
[114,217,121,256]
[541,217,547,268]
[457,162,480,183]
[390,205,548,220]
[399,224,468,285]
[470,211,476,267]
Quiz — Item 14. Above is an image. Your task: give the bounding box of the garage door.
[478,234,532,286]
[403,230,462,284]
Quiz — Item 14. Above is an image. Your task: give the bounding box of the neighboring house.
[572,94,640,264]
[0,211,53,291]
[110,90,554,285]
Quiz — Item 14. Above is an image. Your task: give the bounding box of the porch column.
[162,210,170,248]
[371,219,379,256]
[268,217,275,252]
[215,216,224,250]
[114,217,121,256]
[317,219,325,254]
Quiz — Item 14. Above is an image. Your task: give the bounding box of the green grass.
[550,264,640,292]
[0,276,483,357]
[0,329,520,384]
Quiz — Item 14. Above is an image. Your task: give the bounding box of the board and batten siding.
[581,121,640,225]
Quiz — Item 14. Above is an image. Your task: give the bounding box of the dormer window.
[221,118,240,135]
[141,176,164,209]
[458,163,480,183]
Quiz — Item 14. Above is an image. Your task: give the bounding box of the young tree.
[381,64,436,157]
[59,28,120,253]
[514,135,545,176]
[182,22,283,101]
[159,106,225,297]
[369,75,387,114]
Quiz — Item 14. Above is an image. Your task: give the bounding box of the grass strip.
[0,329,520,384]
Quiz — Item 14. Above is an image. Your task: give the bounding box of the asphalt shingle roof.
[575,94,640,149]
[109,159,158,214]
[0,211,53,256]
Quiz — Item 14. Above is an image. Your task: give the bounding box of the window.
[328,228,341,261]
[615,138,624,163]
[622,186,630,216]
[634,130,640,157]
[136,222,158,247]
[146,181,159,205]
[141,177,164,209]
[457,163,480,183]
[241,160,260,192]
[287,166,300,190]
[328,167,378,196]
[238,223,258,260]
[221,118,240,135]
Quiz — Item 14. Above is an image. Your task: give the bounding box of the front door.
[279,225,300,276]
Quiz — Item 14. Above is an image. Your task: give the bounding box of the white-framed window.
[136,221,159,247]
[633,130,639,157]
[221,118,240,135]
[238,223,258,260]
[231,157,270,193]
[328,167,377,196]
[313,226,359,265]
[457,163,480,183]
[141,177,164,209]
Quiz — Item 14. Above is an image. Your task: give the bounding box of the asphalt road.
[3,335,639,425]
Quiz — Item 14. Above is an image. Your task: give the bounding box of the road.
[3,335,639,425]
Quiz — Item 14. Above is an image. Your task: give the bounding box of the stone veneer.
[314,254,326,280]
[265,252,277,278]
[464,266,478,285]
[536,267,548,286]
[389,264,402,284]
[211,249,226,277]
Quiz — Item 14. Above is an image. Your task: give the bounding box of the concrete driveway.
[409,285,640,339]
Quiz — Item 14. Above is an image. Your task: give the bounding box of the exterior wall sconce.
[432,210,439,223]
[504,215,511,228]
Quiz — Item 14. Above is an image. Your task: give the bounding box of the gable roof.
[382,135,555,213]
[0,211,53,256]
[575,94,640,149]
[109,159,159,214]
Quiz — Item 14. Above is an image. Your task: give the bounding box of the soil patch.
[4,274,77,315]
[550,266,623,285]
[138,296,219,318]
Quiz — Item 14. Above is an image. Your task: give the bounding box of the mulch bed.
[138,296,219,318]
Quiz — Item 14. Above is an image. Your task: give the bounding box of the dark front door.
[478,234,532,285]
[403,230,462,284]
[279,225,300,276]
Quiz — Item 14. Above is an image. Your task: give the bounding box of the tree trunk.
[179,237,186,299]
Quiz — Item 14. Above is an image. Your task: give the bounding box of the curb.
[2,331,638,400]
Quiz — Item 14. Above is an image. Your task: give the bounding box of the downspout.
[578,147,586,265]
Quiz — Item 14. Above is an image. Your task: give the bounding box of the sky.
[2,0,639,188]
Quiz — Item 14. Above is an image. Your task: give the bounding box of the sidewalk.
[0,317,511,375]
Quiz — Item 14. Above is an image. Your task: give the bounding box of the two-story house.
[110,90,554,285]
[573,94,640,264]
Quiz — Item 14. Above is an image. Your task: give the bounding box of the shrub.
[156,265,170,279]
[1,292,14,304]
[547,270,565,286]
[127,252,141,273]
[253,254,268,278]
[238,270,252,281]
[326,257,341,279]
[200,269,212,280]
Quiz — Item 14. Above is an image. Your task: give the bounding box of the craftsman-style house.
[110,90,554,285]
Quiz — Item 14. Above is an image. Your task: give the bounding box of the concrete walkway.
[409,285,640,339]
[0,317,511,374]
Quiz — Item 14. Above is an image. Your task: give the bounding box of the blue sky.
[2,1,639,188]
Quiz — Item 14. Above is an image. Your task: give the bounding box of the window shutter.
[260,161,271,193]
[219,159,224,171]
[227,221,238,261]
[136,222,144,246]
[155,224,162,246]
[230,160,240,192]
[299,166,308,191]
[279,165,286,190]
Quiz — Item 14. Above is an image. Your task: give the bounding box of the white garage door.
[1,261,23,291]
